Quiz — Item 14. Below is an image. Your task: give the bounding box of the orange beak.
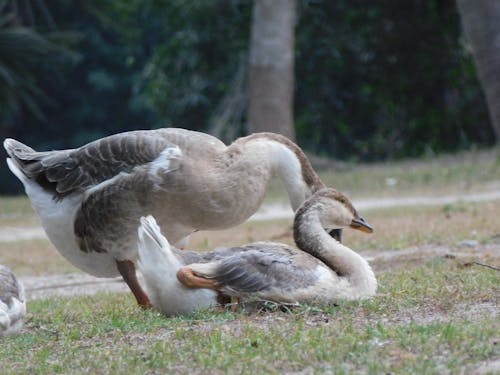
[350,217,373,233]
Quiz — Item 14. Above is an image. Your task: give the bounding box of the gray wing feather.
[204,247,318,296]
[73,171,144,253]
[4,131,175,198]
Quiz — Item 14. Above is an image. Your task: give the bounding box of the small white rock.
[456,240,479,248]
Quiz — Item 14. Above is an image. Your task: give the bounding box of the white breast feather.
[6,158,119,277]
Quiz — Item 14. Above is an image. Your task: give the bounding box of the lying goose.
[4,128,334,307]
[137,188,376,316]
[0,265,26,336]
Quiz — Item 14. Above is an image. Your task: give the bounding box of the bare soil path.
[2,189,500,243]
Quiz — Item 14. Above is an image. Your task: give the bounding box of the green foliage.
[0,1,77,122]
[0,0,496,193]
[92,0,252,129]
[295,0,492,159]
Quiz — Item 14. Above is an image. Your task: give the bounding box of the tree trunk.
[248,0,296,141]
[457,0,500,142]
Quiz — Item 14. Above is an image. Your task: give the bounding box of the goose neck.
[293,209,376,294]
[242,134,324,210]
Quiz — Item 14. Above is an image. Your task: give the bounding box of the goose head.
[294,188,373,237]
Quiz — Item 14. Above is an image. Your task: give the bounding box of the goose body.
[0,265,26,336]
[4,128,326,306]
[137,188,376,315]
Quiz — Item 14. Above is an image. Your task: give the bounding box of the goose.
[136,188,376,316]
[0,265,26,336]
[3,128,338,307]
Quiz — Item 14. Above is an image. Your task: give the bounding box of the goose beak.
[350,217,373,233]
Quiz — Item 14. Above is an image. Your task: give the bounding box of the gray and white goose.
[137,188,376,316]
[0,265,26,336]
[4,128,335,307]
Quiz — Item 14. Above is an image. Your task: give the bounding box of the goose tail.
[137,215,172,277]
[3,138,37,183]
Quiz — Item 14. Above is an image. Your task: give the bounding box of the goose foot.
[215,294,240,312]
[217,293,231,305]
[230,296,240,312]
[116,259,151,308]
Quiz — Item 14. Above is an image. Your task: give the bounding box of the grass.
[0,196,40,227]
[0,239,79,275]
[1,262,498,374]
[0,148,499,373]
[194,199,500,255]
[265,147,500,202]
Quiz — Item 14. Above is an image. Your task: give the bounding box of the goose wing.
[73,143,184,253]
[4,130,182,199]
[190,244,320,297]
[0,265,24,304]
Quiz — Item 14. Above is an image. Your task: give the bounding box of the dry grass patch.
[0,196,40,226]
[257,148,500,202]
[1,200,499,278]
[341,200,500,252]
[319,148,500,198]
[191,200,500,256]
[0,239,79,276]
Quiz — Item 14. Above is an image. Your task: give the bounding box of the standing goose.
[0,265,26,336]
[137,188,376,316]
[4,128,334,307]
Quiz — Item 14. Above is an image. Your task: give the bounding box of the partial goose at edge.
[0,265,26,336]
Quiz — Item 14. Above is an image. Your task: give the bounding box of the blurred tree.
[457,0,500,142]
[295,0,492,159]
[94,1,251,132]
[248,0,296,141]
[0,0,79,193]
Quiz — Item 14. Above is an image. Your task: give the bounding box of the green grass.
[265,147,500,202]
[0,196,34,215]
[1,262,498,374]
[321,149,500,197]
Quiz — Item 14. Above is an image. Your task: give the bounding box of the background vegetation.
[0,0,495,193]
